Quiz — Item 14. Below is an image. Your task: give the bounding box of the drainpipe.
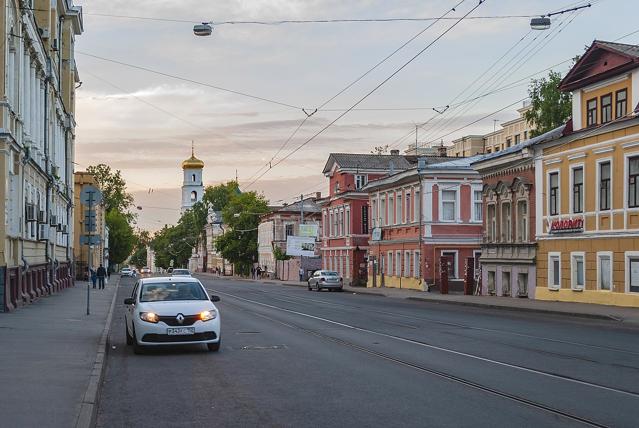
[418,173,424,289]
[43,59,52,291]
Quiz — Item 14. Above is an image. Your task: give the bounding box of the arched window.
[192,174,196,182]
[190,191,197,202]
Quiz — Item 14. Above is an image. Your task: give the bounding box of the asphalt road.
[97,275,639,427]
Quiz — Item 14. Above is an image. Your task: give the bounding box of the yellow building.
[73,172,108,280]
[0,1,83,311]
[536,40,639,307]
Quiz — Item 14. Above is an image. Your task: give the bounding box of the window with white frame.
[345,209,350,236]
[473,190,482,222]
[371,199,378,227]
[487,204,496,242]
[405,192,411,223]
[323,211,328,237]
[338,210,344,236]
[517,200,528,242]
[413,190,420,222]
[414,251,420,278]
[389,197,394,225]
[395,251,401,277]
[549,172,559,215]
[571,252,585,291]
[597,253,612,291]
[355,174,368,189]
[599,161,611,211]
[627,253,639,293]
[572,166,584,214]
[441,190,456,221]
[380,198,386,226]
[441,251,457,278]
[387,251,393,275]
[501,202,511,242]
[629,156,639,208]
[396,192,402,225]
[404,251,411,277]
[549,253,561,289]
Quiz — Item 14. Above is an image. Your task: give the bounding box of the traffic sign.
[80,185,103,206]
[80,235,101,245]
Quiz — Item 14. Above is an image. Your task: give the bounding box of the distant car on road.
[140,267,151,275]
[170,269,192,277]
[307,270,343,292]
[120,268,135,277]
[123,276,221,353]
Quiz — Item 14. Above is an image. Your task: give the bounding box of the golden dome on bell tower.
[182,142,204,169]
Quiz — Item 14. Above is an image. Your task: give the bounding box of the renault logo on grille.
[176,314,185,324]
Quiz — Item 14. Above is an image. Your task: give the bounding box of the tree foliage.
[203,181,240,212]
[86,164,135,220]
[273,245,291,261]
[106,210,136,265]
[129,247,147,268]
[215,190,268,275]
[524,70,572,138]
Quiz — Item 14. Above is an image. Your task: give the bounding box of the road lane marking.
[212,288,639,400]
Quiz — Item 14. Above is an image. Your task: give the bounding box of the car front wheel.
[307,281,312,291]
[125,323,133,345]
[315,283,321,292]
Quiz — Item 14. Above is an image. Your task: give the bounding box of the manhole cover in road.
[240,345,287,351]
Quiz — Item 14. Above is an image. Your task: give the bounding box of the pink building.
[366,156,484,291]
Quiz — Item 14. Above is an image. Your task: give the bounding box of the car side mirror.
[210,295,221,302]
[124,298,134,305]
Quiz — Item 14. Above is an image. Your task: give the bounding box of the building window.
[587,98,597,126]
[506,138,512,148]
[487,204,496,242]
[192,174,196,182]
[404,251,411,277]
[441,190,456,221]
[396,192,402,225]
[549,253,561,290]
[514,134,520,144]
[524,130,528,140]
[414,251,420,278]
[345,209,351,235]
[488,271,496,294]
[190,191,197,202]
[502,271,511,296]
[285,224,294,236]
[387,251,393,276]
[355,174,368,189]
[629,156,639,208]
[371,199,378,227]
[334,182,340,193]
[329,212,334,236]
[389,197,395,225]
[517,200,528,242]
[627,254,639,293]
[571,252,585,291]
[572,166,584,213]
[501,202,511,242]
[600,93,612,124]
[442,251,457,278]
[549,172,559,215]
[597,253,612,291]
[380,198,386,226]
[413,190,420,222]
[616,89,627,119]
[361,205,368,234]
[405,193,411,223]
[339,210,344,236]
[473,190,482,222]
[396,251,402,277]
[599,161,611,211]
[517,272,528,296]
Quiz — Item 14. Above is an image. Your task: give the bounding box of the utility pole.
[300,194,304,281]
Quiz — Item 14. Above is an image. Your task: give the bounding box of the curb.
[405,296,621,321]
[74,277,120,428]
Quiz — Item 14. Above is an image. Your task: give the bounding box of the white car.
[170,269,192,277]
[124,277,221,353]
[120,268,135,277]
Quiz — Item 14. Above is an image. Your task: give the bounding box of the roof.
[276,199,321,214]
[322,153,415,174]
[559,40,639,91]
[427,155,484,170]
[472,124,566,166]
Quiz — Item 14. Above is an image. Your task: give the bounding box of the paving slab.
[0,278,118,428]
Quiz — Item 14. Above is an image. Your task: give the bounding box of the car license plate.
[167,327,195,335]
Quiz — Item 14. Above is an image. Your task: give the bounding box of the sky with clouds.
[72,0,637,231]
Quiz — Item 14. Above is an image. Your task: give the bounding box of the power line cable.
[76,51,305,110]
[244,0,487,190]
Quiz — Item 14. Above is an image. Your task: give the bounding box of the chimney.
[437,145,448,157]
[390,149,400,155]
[315,192,321,200]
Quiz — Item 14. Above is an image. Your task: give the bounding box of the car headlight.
[139,312,159,323]
[200,310,217,321]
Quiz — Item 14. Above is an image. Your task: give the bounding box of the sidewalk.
[0,277,118,428]
[199,273,639,325]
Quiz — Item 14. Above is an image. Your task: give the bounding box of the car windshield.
[139,281,207,302]
[323,272,338,277]
[172,269,190,275]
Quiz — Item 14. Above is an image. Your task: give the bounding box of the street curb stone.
[74,276,120,428]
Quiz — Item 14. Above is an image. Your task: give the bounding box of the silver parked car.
[307,270,343,292]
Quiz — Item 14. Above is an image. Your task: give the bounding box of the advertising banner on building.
[286,236,316,257]
[299,224,319,238]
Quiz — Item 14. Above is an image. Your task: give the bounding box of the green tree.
[129,247,147,268]
[215,190,268,275]
[203,181,240,211]
[86,164,135,220]
[524,70,572,138]
[273,245,291,261]
[107,210,136,266]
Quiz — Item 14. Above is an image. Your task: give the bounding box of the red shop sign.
[549,217,584,234]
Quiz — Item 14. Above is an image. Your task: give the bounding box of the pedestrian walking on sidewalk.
[299,267,304,282]
[90,269,97,289]
[97,264,107,290]
[256,266,262,280]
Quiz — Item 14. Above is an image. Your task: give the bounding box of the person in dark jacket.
[90,268,97,289]
[97,264,107,290]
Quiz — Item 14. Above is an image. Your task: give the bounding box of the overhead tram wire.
[242,0,467,187]
[75,51,304,111]
[244,0,488,190]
